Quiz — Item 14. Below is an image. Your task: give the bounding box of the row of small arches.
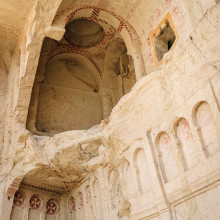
[155,101,219,182]
[108,101,220,198]
[10,190,60,220]
[68,179,103,219]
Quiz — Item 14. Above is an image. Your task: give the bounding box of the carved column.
[26,75,45,132]
[131,48,146,81]
[101,94,113,119]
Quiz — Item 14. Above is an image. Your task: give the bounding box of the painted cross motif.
[46,201,57,215]
[13,191,24,207]
[30,195,41,210]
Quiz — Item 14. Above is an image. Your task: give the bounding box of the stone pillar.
[97,168,111,220]
[39,210,46,220]
[131,49,146,81]
[117,75,123,98]
[0,180,14,220]
[26,74,45,132]
[101,95,113,119]
[22,207,29,220]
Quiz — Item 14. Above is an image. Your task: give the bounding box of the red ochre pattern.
[46,201,57,215]
[30,195,41,210]
[71,196,76,210]
[53,6,140,44]
[13,191,24,207]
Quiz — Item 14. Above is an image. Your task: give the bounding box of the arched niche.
[175,118,199,169]
[85,185,93,219]
[76,191,84,220]
[10,191,26,220]
[156,132,178,183]
[78,191,84,207]
[101,39,136,118]
[52,6,143,61]
[68,196,76,220]
[27,52,102,134]
[45,199,59,220]
[69,196,76,211]
[26,17,138,135]
[28,194,42,220]
[108,170,116,209]
[133,148,151,194]
[92,179,103,220]
[119,159,135,199]
[194,101,220,156]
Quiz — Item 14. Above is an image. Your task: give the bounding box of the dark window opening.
[153,20,176,62]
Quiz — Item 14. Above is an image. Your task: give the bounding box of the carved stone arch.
[85,185,91,203]
[192,101,207,127]
[78,191,84,207]
[92,178,103,219]
[193,101,220,156]
[155,131,178,183]
[133,147,151,193]
[28,193,44,220]
[27,52,103,133]
[52,6,141,50]
[29,193,44,210]
[118,157,135,199]
[10,190,27,220]
[52,6,146,79]
[12,190,26,207]
[6,176,23,199]
[46,198,60,216]
[69,196,76,211]
[174,117,199,169]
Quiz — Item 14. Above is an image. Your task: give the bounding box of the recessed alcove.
[36,53,102,133]
[26,19,136,135]
[64,19,105,47]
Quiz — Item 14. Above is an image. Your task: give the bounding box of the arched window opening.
[27,18,137,135]
[151,12,178,65]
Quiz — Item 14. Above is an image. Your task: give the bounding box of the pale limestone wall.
[0,0,219,220]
